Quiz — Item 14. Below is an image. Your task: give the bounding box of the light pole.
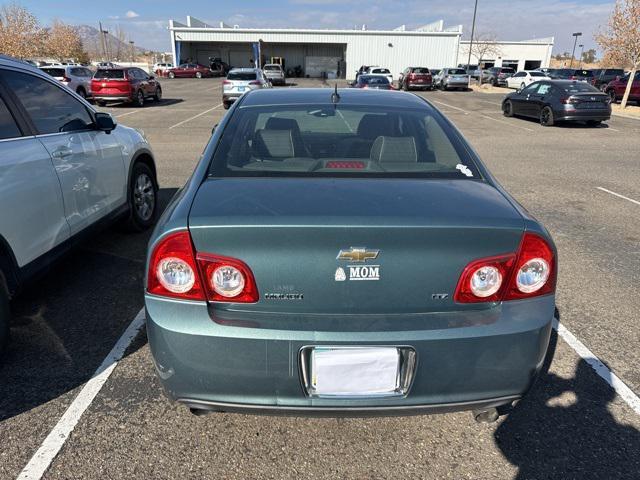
[129,40,135,62]
[578,44,584,68]
[569,32,582,68]
[466,0,479,85]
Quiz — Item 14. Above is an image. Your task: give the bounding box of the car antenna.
[331,83,340,104]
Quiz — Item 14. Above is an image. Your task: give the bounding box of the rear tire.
[196,72,202,79]
[133,90,145,107]
[223,102,230,110]
[123,163,157,231]
[168,72,175,79]
[503,100,514,117]
[586,120,602,127]
[153,87,162,102]
[540,106,554,127]
[0,270,10,359]
[76,87,87,99]
[402,82,408,91]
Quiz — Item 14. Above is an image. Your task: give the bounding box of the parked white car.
[153,63,174,74]
[366,66,393,85]
[506,71,551,89]
[222,68,272,109]
[39,65,94,99]
[0,57,159,356]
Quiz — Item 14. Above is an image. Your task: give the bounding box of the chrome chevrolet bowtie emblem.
[337,247,380,263]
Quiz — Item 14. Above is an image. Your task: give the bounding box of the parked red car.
[91,67,162,107]
[167,63,212,79]
[605,71,640,104]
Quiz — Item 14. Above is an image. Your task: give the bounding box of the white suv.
[39,65,94,99]
[0,56,159,356]
[222,68,272,109]
[366,66,394,85]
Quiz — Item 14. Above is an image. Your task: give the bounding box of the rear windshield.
[605,69,624,75]
[574,70,593,77]
[263,65,281,71]
[449,69,467,75]
[94,69,125,79]
[412,68,430,74]
[501,68,515,73]
[41,68,65,77]
[561,83,599,93]
[228,71,257,81]
[360,76,390,85]
[208,104,481,179]
[372,68,391,74]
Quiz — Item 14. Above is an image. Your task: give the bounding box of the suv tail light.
[62,76,71,83]
[222,79,231,84]
[454,232,555,303]
[147,231,259,303]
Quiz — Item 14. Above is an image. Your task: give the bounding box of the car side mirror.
[95,112,116,134]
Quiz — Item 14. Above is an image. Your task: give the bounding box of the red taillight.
[222,79,231,84]
[454,233,555,303]
[197,253,259,303]
[147,231,204,300]
[62,76,71,83]
[147,230,258,303]
[408,73,416,80]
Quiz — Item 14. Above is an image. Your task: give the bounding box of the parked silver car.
[262,64,286,86]
[0,56,159,356]
[222,68,272,109]
[39,65,94,99]
[434,68,470,91]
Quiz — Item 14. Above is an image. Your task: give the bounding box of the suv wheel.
[133,90,145,107]
[124,163,157,231]
[0,270,10,359]
[76,87,87,99]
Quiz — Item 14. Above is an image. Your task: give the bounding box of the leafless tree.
[462,32,502,84]
[596,0,640,108]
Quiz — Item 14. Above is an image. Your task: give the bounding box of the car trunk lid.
[188,178,525,314]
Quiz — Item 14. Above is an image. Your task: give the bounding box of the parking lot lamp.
[466,0,479,86]
[569,32,582,68]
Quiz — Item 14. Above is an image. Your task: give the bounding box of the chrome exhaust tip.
[473,407,499,423]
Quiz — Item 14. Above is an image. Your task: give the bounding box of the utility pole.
[569,32,582,68]
[98,22,107,61]
[578,44,584,68]
[466,0,479,86]
[129,40,135,62]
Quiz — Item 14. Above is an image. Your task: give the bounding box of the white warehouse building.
[169,16,553,80]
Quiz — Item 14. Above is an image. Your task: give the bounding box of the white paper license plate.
[311,347,400,396]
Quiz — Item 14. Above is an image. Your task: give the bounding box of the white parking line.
[480,114,535,132]
[553,319,640,415]
[16,308,146,480]
[431,100,470,115]
[168,103,223,129]
[116,111,140,118]
[597,187,640,206]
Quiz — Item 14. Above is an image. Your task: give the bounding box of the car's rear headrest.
[265,117,301,134]
[370,136,417,163]
[357,114,393,139]
[253,129,294,159]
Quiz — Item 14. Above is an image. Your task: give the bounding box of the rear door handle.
[52,148,73,159]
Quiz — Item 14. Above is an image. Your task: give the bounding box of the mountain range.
[74,25,156,60]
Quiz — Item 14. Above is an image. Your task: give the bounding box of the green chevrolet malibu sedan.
[145,88,556,421]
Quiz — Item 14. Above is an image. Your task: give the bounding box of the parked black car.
[483,67,515,86]
[502,80,610,127]
[550,69,594,82]
[398,67,433,90]
[351,75,393,90]
[590,68,625,90]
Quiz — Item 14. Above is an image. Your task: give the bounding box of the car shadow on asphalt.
[0,188,177,422]
[495,319,640,479]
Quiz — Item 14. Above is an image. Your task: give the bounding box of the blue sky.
[18,0,614,54]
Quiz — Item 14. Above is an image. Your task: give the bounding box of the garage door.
[229,50,253,69]
[196,50,220,66]
[305,56,341,77]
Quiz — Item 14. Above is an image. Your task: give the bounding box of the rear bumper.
[146,294,555,416]
[556,109,611,121]
[92,94,132,102]
[407,81,433,89]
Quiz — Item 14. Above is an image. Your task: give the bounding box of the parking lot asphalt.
[1,78,639,480]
